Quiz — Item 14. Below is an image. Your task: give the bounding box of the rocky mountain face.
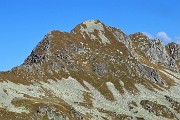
[0,20,180,120]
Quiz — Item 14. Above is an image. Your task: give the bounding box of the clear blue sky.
[0,0,180,71]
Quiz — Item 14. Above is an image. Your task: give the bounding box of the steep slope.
[0,20,179,120]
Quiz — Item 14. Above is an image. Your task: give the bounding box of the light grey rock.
[134,36,178,71]
[166,42,180,60]
[135,63,164,85]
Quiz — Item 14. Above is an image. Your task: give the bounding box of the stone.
[134,63,164,85]
[166,42,180,60]
[92,63,107,76]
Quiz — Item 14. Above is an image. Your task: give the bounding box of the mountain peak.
[71,20,105,33]
[81,20,105,31]
[71,20,111,44]
[0,20,180,120]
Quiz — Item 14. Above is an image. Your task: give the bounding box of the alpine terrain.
[0,20,180,120]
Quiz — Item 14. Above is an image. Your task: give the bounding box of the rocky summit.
[0,20,180,120]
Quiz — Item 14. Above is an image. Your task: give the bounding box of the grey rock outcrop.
[134,63,164,85]
[34,105,67,120]
[166,42,180,60]
[146,40,177,69]
[23,32,52,65]
[166,43,180,69]
[130,32,179,71]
